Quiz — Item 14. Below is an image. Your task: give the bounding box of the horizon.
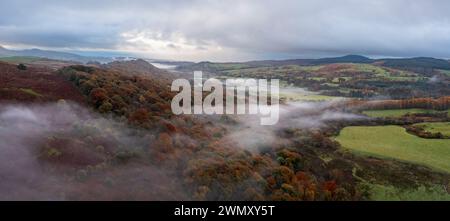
[2,44,450,63]
[2,0,450,62]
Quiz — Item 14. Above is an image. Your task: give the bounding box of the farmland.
[362,108,447,118]
[368,184,450,201]
[177,55,450,201]
[336,125,450,173]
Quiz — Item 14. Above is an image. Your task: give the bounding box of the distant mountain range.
[312,55,450,70]
[178,55,450,72]
[2,45,450,71]
[0,45,121,63]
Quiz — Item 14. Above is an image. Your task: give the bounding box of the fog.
[225,99,366,150]
[0,95,368,199]
[0,102,187,200]
[428,75,441,84]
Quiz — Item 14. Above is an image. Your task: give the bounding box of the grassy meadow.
[0,56,43,63]
[362,108,446,118]
[368,184,450,201]
[336,125,450,173]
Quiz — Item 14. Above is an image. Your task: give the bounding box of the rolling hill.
[177,55,450,72]
[0,45,111,63]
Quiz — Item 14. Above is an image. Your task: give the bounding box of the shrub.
[17,63,27,70]
[98,101,113,113]
[89,88,109,106]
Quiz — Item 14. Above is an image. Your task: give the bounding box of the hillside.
[220,62,450,99]
[177,55,450,72]
[102,59,173,80]
[0,59,380,200]
[0,45,111,63]
[378,57,450,72]
[311,55,373,65]
[0,62,86,103]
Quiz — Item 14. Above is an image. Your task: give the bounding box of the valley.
[0,54,449,201]
[177,55,450,200]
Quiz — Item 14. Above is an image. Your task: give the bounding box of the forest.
[0,55,449,200]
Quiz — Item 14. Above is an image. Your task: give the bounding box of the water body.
[150,62,177,70]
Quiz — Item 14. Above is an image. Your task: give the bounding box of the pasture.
[362,108,444,118]
[336,125,450,173]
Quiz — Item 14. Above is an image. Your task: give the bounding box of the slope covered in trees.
[55,63,373,200]
[1,58,448,200]
[0,61,86,103]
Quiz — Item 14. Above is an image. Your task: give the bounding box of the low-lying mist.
[0,102,187,200]
[225,100,366,150]
[0,98,367,200]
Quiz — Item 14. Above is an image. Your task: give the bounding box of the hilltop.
[0,45,111,63]
[0,61,86,103]
[102,59,173,80]
[177,55,450,72]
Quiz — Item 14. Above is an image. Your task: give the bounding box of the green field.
[414,122,450,136]
[368,184,450,201]
[336,125,450,173]
[0,56,44,63]
[280,92,338,101]
[362,108,443,118]
[19,88,43,97]
[318,63,420,81]
[438,69,450,77]
[279,87,341,101]
[307,77,327,81]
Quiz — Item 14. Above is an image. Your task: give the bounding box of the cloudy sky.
[1,0,450,61]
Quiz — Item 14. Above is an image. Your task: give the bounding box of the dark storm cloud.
[1,0,450,60]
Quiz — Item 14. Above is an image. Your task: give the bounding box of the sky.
[1,0,450,61]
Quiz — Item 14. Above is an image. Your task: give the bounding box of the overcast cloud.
[1,0,450,61]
